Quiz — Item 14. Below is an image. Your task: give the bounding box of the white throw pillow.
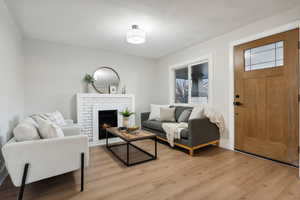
[149,104,169,120]
[160,107,175,122]
[189,105,206,120]
[35,117,64,139]
[13,122,41,142]
[45,111,66,126]
[22,117,39,128]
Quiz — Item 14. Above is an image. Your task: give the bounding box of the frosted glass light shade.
[126,25,146,44]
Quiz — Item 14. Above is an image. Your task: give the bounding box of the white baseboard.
[89,137,235,151]
[219,138,234,151]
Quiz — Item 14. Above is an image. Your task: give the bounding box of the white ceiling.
[5,0,300,59]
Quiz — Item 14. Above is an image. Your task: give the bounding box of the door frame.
[228,21,300,169]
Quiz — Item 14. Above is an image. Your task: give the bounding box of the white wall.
[23,39,157,124]
[0,0,24,184]
[156,5,300,149]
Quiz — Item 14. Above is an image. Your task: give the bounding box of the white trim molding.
[228,20,300,153]
[168,53,214,106]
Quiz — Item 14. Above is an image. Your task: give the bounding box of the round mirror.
[92,67,120,93]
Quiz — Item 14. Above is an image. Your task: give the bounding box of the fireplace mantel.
[76,93,135,146]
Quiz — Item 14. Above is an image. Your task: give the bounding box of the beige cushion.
[35,117,64,139]
[13,122,41,142]
[149,104,169,120]
[45,111,66,126]
[189,105,206,120]
[22,117,39,128]
[160,107,175,122]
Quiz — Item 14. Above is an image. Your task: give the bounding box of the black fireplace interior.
[98,110,118,139]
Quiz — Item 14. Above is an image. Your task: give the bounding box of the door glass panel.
[276,47,283,60]
[175,67,188,103]
[244,41,284,71]
[276,59,283,66]
[190,63,208,104]
[276,41,283,48]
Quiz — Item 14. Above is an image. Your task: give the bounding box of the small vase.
[123,117,129,128]
[88,84,97,93]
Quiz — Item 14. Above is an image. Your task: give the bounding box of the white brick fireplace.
[76,93,135,146]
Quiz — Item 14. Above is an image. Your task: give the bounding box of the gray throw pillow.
[178,109,192,122]
[160,107,175,122]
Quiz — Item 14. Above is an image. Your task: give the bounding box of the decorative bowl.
[127,126,139,132]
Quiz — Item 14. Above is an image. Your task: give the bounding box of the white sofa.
[2,119,89,200]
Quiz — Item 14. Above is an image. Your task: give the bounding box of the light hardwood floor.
[1,140,300,200]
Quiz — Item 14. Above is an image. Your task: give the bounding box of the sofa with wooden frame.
[141,106,220,156]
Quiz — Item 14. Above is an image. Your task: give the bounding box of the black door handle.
[233,101,242,106]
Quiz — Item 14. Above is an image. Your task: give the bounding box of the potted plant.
[120,108,134,128]
[83,74,95,93]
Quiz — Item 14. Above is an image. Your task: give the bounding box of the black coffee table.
[106,127,157,166]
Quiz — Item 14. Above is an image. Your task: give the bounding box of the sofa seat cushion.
[154,131,167,139]
[180,128,189,139]
[142,120,164,132]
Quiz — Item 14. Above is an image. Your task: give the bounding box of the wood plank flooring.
[1,140,300,200]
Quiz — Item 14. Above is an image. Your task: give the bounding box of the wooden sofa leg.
[18,163,29,200]
[215,141,220,147]
[189,149,194,156]
[81,153,84,192]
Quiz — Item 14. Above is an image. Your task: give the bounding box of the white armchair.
[2,126,89,200]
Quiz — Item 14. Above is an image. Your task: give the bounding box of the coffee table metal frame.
[105,129,157,166]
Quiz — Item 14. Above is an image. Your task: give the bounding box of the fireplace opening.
[98,110,118,140]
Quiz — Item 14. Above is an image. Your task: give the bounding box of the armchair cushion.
[45,111,66,126]
[35,117,64,139]
[23,117,39,128]
[13,122,40,142]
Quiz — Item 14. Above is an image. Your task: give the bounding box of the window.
[172,61,209,104]
[175,67,189,103]
[191,63,208,104]
[244,41,284,71]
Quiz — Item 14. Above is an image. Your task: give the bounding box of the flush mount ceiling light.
[126,25,146,44]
